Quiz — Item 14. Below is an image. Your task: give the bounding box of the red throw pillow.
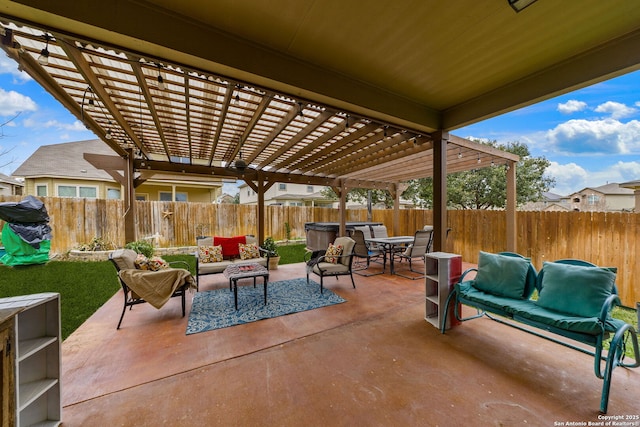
[214,236,246,258]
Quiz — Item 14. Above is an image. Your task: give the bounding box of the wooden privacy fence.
[0,196,638,307]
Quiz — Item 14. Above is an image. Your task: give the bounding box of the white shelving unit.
[0,293,61,426]
[424,252,462,330]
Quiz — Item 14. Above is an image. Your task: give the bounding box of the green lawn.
[0,261,120,340]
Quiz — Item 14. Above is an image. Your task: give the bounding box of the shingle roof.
[12,139,115,180]
[0,172,23,186]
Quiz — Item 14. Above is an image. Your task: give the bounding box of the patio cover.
[2,1,640,249]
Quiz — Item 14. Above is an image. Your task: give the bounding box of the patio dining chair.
[109,249,196,329]
[349,228,383,276]
[393,229,433,279]
[306,236,356,293]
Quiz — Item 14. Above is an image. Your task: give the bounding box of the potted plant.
[263,237,280,270]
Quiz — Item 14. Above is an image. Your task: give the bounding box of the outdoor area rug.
[186,278,346,334]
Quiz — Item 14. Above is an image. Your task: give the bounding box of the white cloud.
[546,161,588,195]
[0,88,37,117]
[23,117,86,132]
[546,118,640,155]
[557,100,587,114]
[0,56,31,83]
[594,101,636,120]
[546,160,640,195]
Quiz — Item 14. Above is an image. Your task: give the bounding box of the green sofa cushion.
[473,251,530,299]
[513,304,605,335]
[536,261,616,318]
[457,281,536,316]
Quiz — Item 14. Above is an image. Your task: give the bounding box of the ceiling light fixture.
[508,0,538,12]
[37,33,51,66]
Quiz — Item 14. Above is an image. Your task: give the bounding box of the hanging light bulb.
[105,129,113,140]
[157,73,166,90]
[87,98,95,111]
[458,148,462,159]
[477,155,481,164]
[37,34,50,65]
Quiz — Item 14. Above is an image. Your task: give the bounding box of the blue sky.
[1,53,639,196]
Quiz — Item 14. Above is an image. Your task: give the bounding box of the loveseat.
[195,235,271,285]
[442,251,639,414]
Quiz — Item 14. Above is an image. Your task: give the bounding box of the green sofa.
[442,251,639,414]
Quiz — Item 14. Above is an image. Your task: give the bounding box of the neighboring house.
[620,179,640,212]
[239,182,335,207]
[238,182,415,209]
[568,183,635,212]
[12,139,223,202]
[0,173,23,196]
[520,192,570,211]
[216,193,237,204]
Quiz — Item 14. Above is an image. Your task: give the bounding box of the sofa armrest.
[257,246,272,260]
[458,267,478,284]
[168,260,193,275]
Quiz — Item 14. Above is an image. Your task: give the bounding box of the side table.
[223,263,269,310]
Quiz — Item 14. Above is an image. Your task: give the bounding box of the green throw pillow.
[536,261,616,318]
[473,251,530,299]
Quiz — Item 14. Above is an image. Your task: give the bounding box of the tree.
[320,187,395,208]
[404,140,554,209]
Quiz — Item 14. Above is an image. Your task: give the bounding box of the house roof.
[572,183,634,196]
[620,179,640,190]
[12,139,116,181]
[542,192,566,201]
[1,2,639,187]
[0,172,23,186]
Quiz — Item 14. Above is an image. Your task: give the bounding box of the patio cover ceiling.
[1,1,640,188]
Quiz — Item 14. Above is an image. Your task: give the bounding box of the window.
[307,185,313,193]
[107,188,121,200]
[36,185,47,197]
[587,194,600,205]
[79,187,97,198]
[57,185,97,198]
[159,191,187,202]
[135,194,148,201]
[279,183,287,191]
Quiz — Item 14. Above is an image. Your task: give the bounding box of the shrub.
[262,237,279,257]
[77,236,116,252]
[125,240,155,258]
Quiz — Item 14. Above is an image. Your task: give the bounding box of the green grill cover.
[0,225,50,266]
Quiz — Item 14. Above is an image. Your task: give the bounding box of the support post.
[506,161,517,252]
[123,149,136,243]
[339,180,347,237]
[257,178,265,245]
[433,131,449,251]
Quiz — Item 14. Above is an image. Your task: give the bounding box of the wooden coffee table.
[223,263,269,310]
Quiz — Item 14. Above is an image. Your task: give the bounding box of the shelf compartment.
[18,336,58,362]
[18,379,58,411]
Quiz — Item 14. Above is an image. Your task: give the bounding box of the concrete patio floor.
[60,261,640,426]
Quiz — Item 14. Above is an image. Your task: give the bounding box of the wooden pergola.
[2,1,640,251]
